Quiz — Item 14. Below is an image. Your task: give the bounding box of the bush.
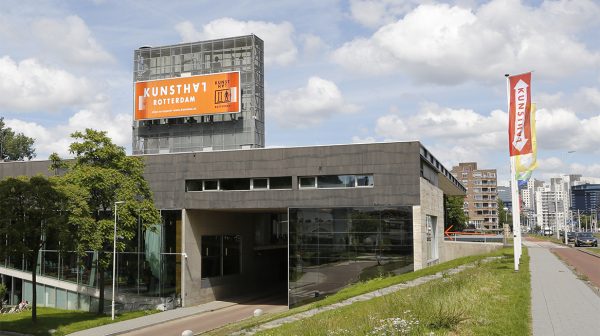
[0,283,7,309]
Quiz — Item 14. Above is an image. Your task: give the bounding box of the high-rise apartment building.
[132,35,265,154]
[451,162,498,229]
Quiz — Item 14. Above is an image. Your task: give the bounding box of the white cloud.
[349,0,423,28]
[351,135,376,143]
[302,34,328,57]
[175,18,297,66]
[0,56,97,112]
[333,0,600,84]
[373,102,600,153]
[375,103,506,146]
[536,108,600,152]
[268,76,359,128]
[31,15,114,64]
[6,109,132,159]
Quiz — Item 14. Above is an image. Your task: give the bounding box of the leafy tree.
[0,117,35,161]
[0,176,70,321]
[51,129,160,315]
[445,195,468,231]
[0,282,6,309]
[498,199,512,227]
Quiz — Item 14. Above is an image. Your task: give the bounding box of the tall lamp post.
[112,200,125,320]
[564,150,576,244]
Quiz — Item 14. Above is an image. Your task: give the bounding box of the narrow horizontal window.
[269,176,292,190]
[356,175,374,187]
[299,176,316,188]
[220,178,250,191]
[186,180,203,192]
[203,180,218,190]
[252,178,268,189]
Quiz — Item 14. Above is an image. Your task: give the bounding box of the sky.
[1,0,600,186]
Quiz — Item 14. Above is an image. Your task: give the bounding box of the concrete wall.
[141,142,423,210]
[440,241,503,263]
[414,178,445,270]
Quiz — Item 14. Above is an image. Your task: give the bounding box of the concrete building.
[571,184,600,215]
[1,35,506,312]
[0,141,467,309]
[533,178,569,233]
[451,162,498,230]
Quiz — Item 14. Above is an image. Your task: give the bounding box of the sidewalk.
[526,239,600,336]
[67,300,236,336]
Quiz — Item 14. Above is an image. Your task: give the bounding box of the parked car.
[575,232,598,247]
[567,232,577,244]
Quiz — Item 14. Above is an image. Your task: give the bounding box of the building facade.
[451,162,498,230]
[0,142,465,309]
[132,35,265,154]
[1,36,474,311]
[571,184,600,215]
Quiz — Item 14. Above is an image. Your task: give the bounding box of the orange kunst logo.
[134,71,240,120]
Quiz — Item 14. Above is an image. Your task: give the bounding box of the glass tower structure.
[132,35,265,154]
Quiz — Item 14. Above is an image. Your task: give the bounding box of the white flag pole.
[506,74,521,271]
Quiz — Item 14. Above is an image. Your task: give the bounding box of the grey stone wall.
[414,177,445,270]
[141,141,423,210]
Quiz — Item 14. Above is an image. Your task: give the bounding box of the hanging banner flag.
[508,72,533,156]
[515,103,538,181]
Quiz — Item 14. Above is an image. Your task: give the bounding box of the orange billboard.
[134,71,240,120]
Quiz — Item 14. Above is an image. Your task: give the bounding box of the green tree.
[0,117,35,161]
[445,195,468,231]
[0,176,70,321]
[51,129,160,315]
[0,282,6,309]
[498,199,512,227]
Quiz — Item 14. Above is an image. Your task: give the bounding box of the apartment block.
[451,162,498,230]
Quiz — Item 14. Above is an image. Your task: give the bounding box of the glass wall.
[289,206,413,306]
[1,210,182,311]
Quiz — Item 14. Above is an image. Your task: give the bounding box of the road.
[551,247,600,288]
[121,295,287,336]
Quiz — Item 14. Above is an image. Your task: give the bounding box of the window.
[317,175,356,188]
[356,175,374,187]
[185,176,292,192]
[220,178,250,191]
[203,180,218,190]
[269,176,292,190]
[299,176,316,188]
[201,235,241,278]
[252,178,268,189]
[201,236,221,278]
[186,180,203,192]
[299,174,373,189]
[426,215,438,261]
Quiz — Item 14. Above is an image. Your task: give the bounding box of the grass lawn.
[528,234,565,245]
[583,247,600,255]
[254,249,530,335]
[0,307,157,336]
[209,247,520,336]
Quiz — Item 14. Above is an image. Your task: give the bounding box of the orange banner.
[134,71,240,120]
[508,72,532,156]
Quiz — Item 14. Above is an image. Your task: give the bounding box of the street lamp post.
[112,200,125,321]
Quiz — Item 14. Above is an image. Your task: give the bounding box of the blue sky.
[1,0,600,185]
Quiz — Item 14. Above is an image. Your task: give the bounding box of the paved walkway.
[67,300,236,336]
[526,239,600,336]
